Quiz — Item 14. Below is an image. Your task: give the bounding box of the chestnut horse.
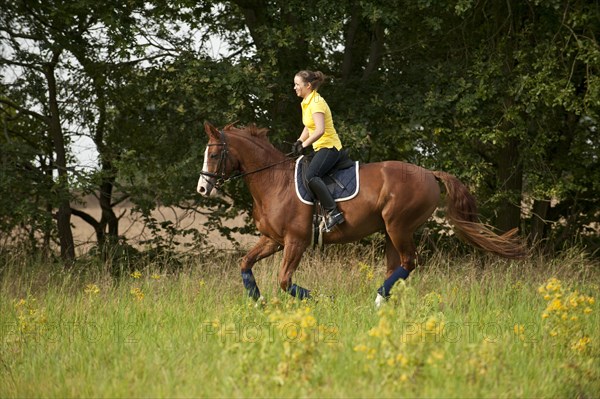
[197,122,525,306]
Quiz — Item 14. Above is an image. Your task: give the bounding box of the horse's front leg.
[278,240,311,299]
[241,235,282,300]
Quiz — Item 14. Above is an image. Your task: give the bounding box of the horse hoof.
[254,296,267,308]
[374,293,386,308]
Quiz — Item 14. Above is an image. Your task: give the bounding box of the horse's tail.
[432,171,527,260]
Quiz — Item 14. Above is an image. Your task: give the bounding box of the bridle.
[198,130,230,190]
[199,130,296,191]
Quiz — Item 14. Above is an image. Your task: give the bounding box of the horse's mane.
[224,123,269,139]
[223,123,286,163]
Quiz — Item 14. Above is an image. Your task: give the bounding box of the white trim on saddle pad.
[294,155,360,206]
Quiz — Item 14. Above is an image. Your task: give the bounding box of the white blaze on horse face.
[197,146,214,196]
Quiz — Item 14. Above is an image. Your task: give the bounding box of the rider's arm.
[301,112,325,148]
[298,126,309,143]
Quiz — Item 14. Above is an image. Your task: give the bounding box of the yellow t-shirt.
[301,90,342,151]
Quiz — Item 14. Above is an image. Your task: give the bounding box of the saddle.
[294,150,360,248]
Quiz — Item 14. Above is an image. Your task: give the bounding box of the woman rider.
[291,70,345,232]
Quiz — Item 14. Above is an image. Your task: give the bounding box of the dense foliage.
[1,0,598,261]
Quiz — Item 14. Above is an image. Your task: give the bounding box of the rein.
[199,130,296,190]
[229,157,295,180]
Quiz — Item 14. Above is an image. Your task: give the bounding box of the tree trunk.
[341,8,362,81]
[45,50,75,261]
[92,72,120,256]
[493,1,524,235]
[530,199,550,244]
[496,138,523,233]
[362,21,385,81]
[99,179,119,251]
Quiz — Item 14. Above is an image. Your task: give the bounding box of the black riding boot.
[308,177,345,231]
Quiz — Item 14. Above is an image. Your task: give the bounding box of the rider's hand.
[292,140,305,156]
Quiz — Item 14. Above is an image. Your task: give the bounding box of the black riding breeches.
[305,147,341,181]
[305,147,341,211]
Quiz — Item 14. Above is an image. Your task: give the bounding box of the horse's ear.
[203,121,220,141]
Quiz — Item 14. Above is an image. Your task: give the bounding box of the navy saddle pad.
[294,155,360,205]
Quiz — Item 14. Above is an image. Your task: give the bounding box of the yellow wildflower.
[545,277,561,292]
[569,297,579,307]
[427,350,445,364]
[431,350,444,360]
[358,262,375,282]
[84,284,100,295]
[538,286,546,294]
[300,315,317,329]
[131,270,142,279]
[425,317,438,331]
[547,298,564,312]
[151,274,161,280]
[513,324,525,335]
[130,287,144,301]
[395,353,409,366]
[354,344,367,352]
[571,336,591,353]
[368,318,391,338]
[424,291,443,306]
[13,296,47,337]
[367,348,377,360]
[15,298,27,308]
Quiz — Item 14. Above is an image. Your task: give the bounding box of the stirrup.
[324,210,345,232]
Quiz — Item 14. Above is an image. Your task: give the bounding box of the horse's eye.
[210,153,219,159]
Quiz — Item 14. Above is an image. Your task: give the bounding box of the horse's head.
[197,122,240,196]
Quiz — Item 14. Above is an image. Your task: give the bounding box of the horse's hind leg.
[278,240,311,300]
[375,231,416,306]
[241,235,282,300]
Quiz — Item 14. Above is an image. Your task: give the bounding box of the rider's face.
[294,76,312,99]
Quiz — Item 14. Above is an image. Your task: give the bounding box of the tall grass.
[1,244,598,398]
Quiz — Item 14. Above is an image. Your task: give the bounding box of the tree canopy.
[1,0,598,262]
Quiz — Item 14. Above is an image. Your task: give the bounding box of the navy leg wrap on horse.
[288,284,311,300]
[241,270,261,300]
[377,266,411,298]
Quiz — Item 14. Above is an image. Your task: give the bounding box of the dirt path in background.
[71,195,258,255]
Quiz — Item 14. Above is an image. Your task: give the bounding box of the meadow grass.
[1,244,598,398]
